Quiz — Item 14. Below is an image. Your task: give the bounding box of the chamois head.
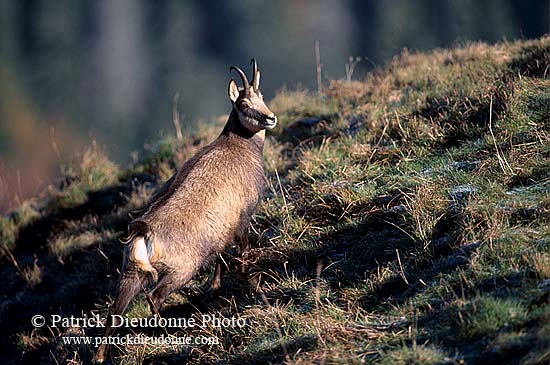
[228,59,277,133]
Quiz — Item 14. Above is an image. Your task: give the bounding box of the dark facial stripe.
[241,107,266,122]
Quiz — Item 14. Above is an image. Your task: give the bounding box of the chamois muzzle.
[264,114,277,129]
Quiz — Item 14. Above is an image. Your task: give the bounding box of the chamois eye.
[239,100,250,109]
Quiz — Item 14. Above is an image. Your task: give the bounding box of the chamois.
[93,59,276,363]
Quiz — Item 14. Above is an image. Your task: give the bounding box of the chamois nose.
[266,114,277,124]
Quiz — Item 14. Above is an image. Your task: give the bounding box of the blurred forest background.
[0,0,548,212]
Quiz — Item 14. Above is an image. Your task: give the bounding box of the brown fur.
[136,112,266,289]
[94,60,275,363]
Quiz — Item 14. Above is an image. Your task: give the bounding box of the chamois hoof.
[205,286,222,301]
[210,276,222,292]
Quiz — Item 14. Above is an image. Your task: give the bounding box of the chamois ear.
[228,79,240,102]
[253,69,260,90]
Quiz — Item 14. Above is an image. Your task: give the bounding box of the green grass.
[48,229,117,259]
[378,345,450,365]
[1,36,549,364]
[457,296,528,339]
[0,200,40,250]
[49,142,121,210]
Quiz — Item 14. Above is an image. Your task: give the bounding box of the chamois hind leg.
[148,274,185,312]
[93,273,146,363]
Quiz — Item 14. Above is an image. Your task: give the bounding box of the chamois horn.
[250,58,258,86]
[229,66,250,92]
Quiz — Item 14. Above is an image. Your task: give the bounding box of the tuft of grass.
[77,142,120,190]
[528,252,550,279]
[16,332,49,352]
[21,259,42,288]
[125,294,152,319]
[457,296,528,339]
[49,142,120,210]
[377,345,450,365]
[49,183,88,209]
[48,229,116,259]
[269,88,336,131]
[404,182,450,247]
[0,200,40,250]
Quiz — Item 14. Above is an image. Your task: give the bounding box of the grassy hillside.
[1,36,549,365]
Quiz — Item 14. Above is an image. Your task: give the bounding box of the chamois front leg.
[211,255,225,291]
[211,229,249,291]
[236,230,250,273]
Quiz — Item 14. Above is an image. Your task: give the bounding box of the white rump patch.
[130,236,155,273]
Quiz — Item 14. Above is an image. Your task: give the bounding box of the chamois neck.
[220,109,265,150]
